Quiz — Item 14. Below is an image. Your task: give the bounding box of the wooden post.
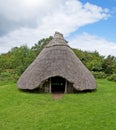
[65,80,67,93]
[49,78,51,93]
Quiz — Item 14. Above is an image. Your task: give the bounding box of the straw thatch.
[17,32,96,92]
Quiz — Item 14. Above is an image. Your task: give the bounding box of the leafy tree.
[73,49,104,71]
[31,36,53,55]
[102,55,116,74]
[112,62,116,74]
[10,45,36,75]
[0,53,13,70]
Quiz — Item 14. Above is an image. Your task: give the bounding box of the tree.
[0,53,13,70]
[10,45,36,75]
[31,36,53,55]
[102,55,116,74]
[73,49,104,71]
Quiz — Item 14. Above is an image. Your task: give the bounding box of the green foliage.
[73,49,104,72]
[31,36,53,55]
[0,71,11,77]
[0,80,116,130]
[0,68,2,74]
[86,59,103,71]
[107,74,116,82]
[112,61,116,74]
[0,70,19,82]
[102,55,116,74]
[0,53,13,70]
[92,71,107,79]
[73,49,116,77]
[10,45,36,75]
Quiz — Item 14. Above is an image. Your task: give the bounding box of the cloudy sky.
[0,0,116,56]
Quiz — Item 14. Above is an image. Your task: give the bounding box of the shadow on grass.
[18,88,97,95]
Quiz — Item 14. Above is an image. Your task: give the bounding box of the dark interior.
[51,76,65,93]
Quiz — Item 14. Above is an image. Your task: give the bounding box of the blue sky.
[74,0,116,42]
[0,0,116,56]
[71,13,116,42]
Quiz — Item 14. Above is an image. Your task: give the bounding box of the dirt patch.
[52,93,64,99]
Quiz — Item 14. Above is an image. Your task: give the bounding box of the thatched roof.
[17,32,96,91]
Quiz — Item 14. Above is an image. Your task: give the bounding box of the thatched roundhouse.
[17,32,96,93]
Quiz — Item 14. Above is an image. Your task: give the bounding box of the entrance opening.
[51,76,65,93]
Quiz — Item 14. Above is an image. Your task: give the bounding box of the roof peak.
[54,32,64,40]
[45,32,68,48]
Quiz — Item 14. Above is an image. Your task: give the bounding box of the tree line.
[0,36,116,82]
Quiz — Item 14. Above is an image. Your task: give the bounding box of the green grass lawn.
[0,80,116,130]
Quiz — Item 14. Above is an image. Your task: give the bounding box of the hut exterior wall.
[67,81,73,93]
[38,79,74,93]
[39,79,50,93]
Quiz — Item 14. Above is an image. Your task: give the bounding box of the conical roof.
[17,32,96,91]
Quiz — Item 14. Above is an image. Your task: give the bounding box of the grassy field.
[0,80,116,130]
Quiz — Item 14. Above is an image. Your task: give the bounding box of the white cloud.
[0,0,110,54]
[69,32,116,56]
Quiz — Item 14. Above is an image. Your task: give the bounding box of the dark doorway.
[51,76,65,93]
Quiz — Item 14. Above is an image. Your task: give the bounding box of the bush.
[0,72,11,77]
[92,71,107,79]
[107,74,116,82]
[0,68,2,74]
[0,70,19,82]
